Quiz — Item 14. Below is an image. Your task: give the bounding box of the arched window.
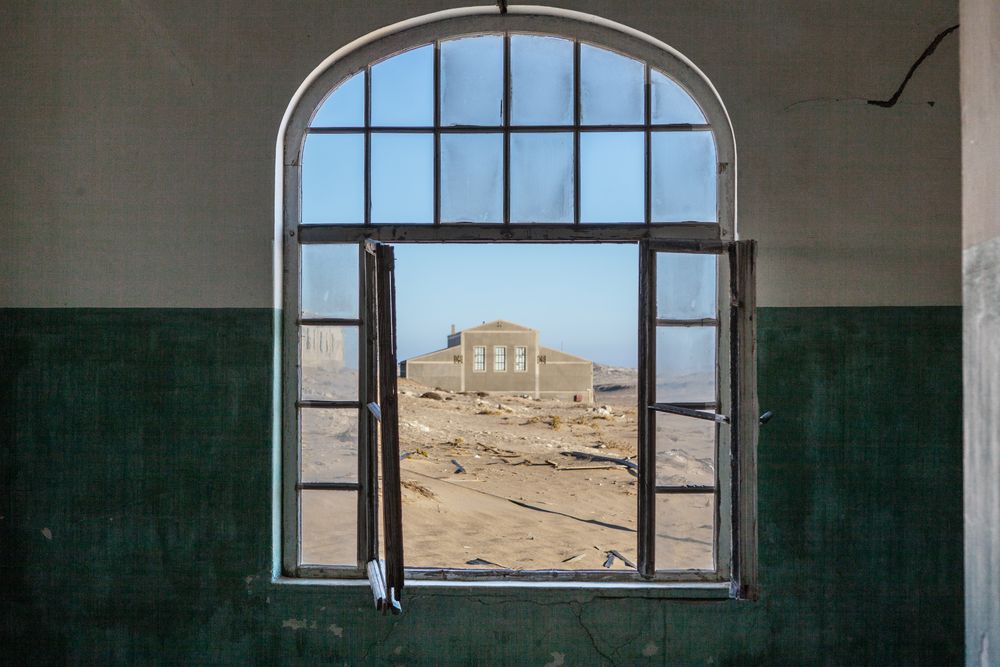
[277,7,756,607]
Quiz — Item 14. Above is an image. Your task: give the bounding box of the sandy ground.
[300,365,716,573]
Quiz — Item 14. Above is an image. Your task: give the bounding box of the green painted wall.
[1,307,962,665]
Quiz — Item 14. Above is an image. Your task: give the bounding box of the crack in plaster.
[571,602,617,666]
[867,24,959,108]
[783,24,958,112]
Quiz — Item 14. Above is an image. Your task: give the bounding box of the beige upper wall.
[961,0,1000,248]
[0,1,960,307]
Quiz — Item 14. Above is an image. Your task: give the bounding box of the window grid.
[305,33,715,226]
[514,346,527,372]
[285,26,749,589]
[650,250,721,573]
[473,346,486,372]
[494,345,507,372]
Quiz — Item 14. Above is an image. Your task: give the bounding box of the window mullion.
[573,40,581,225]
[433,41,441,226]
[644,62,651,225]
[637,239,656,576]
[363,66,371,226]
[503,33,511,225]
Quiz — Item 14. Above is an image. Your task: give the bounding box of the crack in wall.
[571,602,618,667]
[783,23,958,112]
[867,24,959,108]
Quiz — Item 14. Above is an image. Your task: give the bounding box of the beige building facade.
[400,320,593,401]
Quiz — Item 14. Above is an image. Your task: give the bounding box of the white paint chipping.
[544,652,565,667]
[328,624,344,637]
[282,618,316,630]
[642,642,659,656]
[41,527,52,540]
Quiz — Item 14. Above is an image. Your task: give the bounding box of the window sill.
[272,576,734,599]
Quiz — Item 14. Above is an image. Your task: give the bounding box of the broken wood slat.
[560,451,638,471]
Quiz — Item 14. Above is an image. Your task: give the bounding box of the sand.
[300,366,717,574]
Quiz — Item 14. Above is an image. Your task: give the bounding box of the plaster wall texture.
[0,307,964,664]
[0,0,961,308]
[961,0,1000,248]
[961,0,1000,663]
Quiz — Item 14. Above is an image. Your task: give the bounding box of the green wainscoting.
[0,307,962,664]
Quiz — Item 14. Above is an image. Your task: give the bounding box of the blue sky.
[394,243,638,367]
[300,37,721,370]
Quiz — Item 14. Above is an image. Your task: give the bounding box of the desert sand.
[300,365,717,574]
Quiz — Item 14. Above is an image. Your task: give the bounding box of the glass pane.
[651,70,706,124]
[580,132,644,223]
[300,325,359,401]
[300,490,357,565]
[655,412,715,487]
[652,131,717,222]
[441,134,503,222]
[371,45,433,127]
[371,133,433,223]
[510,132,573,223]
[441,35,503,126]
[311,71,364,127]
[301,408,359,483]
[655,493,715,570]
[301,134,364,224]
[580,44,644,125]
[301,244,359,318]
[656,252,717,320]
[510,35,573,125]
[655,326,716,403]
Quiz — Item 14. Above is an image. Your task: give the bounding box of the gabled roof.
[459,319,537,334]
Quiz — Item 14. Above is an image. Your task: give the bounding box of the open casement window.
[280,10,755,600]
[364,240,405,613]
[637,239,757,596]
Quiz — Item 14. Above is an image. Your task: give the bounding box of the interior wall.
[961,0,1000,664]
[0,1,965,664]
[0,0,960,308]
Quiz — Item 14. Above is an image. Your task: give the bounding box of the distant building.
[400,320,593,401]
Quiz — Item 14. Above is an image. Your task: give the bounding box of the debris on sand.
[561,451,638,475]
[450,459,467,474]
[602,549,636,568]
[420,391,444,400]
[401,479,436,500]
[466,557,509,568]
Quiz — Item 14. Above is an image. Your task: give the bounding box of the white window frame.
[514,346,527,372]
[276,6,755,598]
[472,346,486,373]
[494,346,507,372]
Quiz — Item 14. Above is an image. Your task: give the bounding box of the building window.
[514,346,527,372]
[279,7,754,607]
[494,346,506,372]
